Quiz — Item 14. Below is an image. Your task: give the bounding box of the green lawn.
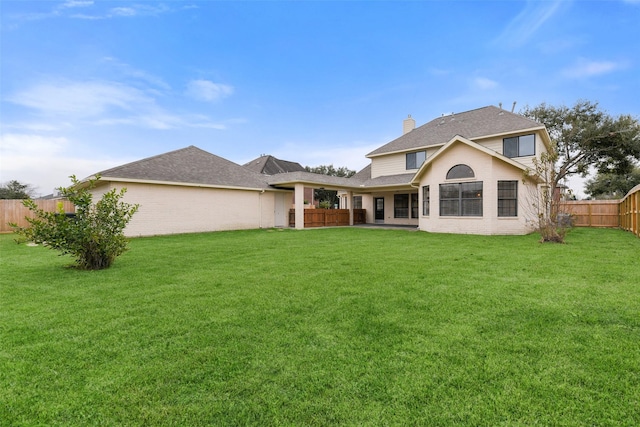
[1,227,639,426]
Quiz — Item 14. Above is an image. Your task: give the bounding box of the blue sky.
[1,0,639,197]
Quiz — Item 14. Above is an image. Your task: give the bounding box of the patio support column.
[294,183,305,230]
[347,190,354,225]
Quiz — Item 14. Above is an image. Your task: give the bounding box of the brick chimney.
[403,114,415,134]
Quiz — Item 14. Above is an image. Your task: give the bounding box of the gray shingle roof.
[96,145,271,189]
[367,105,544,157]
[243,155,306,175]
[267,171,361,189]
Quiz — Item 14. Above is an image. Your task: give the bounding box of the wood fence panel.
[619,184,640,238]
[1,199,75,233]
[560,200,619,228]
[289,209,366,228]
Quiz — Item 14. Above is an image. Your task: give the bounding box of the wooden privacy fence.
[289,209,366,228]
[619,184,640,238]
[560,200,620,228]
[0,199,75,233]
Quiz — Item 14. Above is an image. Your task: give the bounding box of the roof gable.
[95,145,270,189]
[410,135,528,185]
[368,105,545,157]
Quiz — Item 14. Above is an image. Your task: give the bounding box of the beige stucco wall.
[417,142,537,235]
[92,182,282,237]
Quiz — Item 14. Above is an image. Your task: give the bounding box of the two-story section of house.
[352,105,552,235]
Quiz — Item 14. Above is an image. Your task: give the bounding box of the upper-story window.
[406,151,426,170]
[446,164,475,180]
[503,134,535,158]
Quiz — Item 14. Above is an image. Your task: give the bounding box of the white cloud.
[186,80,234,102]
[8,80,154,117]
[110,7,137,17]
[60,1,94,8]
[100,57,171,90]
[0,133,133,196]
[495,0,566,48]
[562,59,625,78]
[472,77,499,90]
[7,78,230,131]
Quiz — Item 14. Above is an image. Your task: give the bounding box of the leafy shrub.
[12,175,139,270]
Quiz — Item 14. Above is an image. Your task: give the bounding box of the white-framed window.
[503,134,535,158]
[422,185,430,216]
[394,194,409,218]
[439,182,483,216]
[406,151,426,170]
[498,181,518,217]
[446,164,475,179]
[411,193,419,218]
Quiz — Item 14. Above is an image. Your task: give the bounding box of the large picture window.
[503,134,535,158]
[422,185,430,216]
[406,151,426,170]
[394,194,409,218]
[439,182,483,216]
[498,181,518,217]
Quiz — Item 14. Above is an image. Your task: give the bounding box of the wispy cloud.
[472,77,499,91]
[7,1,172,23]
[186,80,234,102]
[100,57,171,90]
[561,59,627,78]
[494,0,567,48]
[7,78,229,131]
[8,80,154,117]
[59,0,94,9]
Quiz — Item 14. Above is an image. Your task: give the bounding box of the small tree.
[12,175,139,270]
[523,146,571,243]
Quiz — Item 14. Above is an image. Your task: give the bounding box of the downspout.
[259,189,265,229]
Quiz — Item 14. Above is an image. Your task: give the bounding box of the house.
[83,105,550,236]
[86,146,293,236]
[348,105,551,234]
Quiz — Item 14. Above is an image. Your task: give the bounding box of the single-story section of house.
[82,105,551,236]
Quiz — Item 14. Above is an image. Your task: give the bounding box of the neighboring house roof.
[94,145,272,190]
[367,105,545,157]
[243,155,306,175]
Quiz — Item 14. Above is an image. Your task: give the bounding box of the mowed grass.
[1,227,639,426]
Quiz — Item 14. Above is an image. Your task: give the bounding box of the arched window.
[446,164,475,180]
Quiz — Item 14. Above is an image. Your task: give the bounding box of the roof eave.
[97,176,271,192]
